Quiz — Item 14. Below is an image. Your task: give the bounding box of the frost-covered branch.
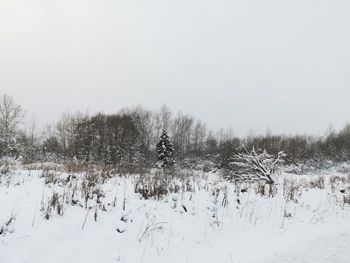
[230,147,286,184]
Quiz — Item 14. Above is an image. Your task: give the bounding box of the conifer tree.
[155,129,175,172]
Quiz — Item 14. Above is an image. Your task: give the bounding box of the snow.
[0,167,350,263]
[255,230,350,263]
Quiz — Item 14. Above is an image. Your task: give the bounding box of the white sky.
[1,0,350,136]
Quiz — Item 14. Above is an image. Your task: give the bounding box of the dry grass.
[308,176,325,189]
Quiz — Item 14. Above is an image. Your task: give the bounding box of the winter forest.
[1,0,350,262]
[1,93,350,170]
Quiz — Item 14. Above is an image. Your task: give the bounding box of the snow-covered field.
[1,165,350,263]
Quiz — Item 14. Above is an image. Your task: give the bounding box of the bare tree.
[153,105,173,146]
[20,113,39,163]
[56,112,84,158]
[171,112,194,159]
[159,104,172,131]
[191,120,207,155]
[0,94,24,157]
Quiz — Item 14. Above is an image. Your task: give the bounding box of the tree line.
[0,93,350,171]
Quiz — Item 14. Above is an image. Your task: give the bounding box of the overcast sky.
[0,0,349,136]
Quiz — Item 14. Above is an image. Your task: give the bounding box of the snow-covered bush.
[227,147,286,184]
[0,157,20,176]
[134,171,197,200]
[135,174,170,200]
[0,161,9,176]
[284,160,334,175]
[344,194,350,206]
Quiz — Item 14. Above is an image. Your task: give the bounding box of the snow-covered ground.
[1,165,350,263]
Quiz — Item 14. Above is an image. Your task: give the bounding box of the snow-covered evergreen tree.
[155,129,175,172]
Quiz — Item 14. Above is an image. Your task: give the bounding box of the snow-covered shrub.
[202,160,217,173]
[344,195,350,206]
[135,175,169,200]
[227,147,286,184]
[40,168,60,185]
[0,161,9,175]
[330,174,350,192]
[134,171,197,200]
[0,157,20,177]
[285,160,334,175]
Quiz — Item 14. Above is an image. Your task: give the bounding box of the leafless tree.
[171,112,194,159]
[191,120,206,155]
[153,105,173,146]
[20,113,39,163]
[56,112,85,158]
[0,94,24,157]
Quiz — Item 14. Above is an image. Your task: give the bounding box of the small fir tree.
[155,129,175,173]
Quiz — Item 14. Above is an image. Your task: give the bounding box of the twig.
[81,208,90,231]
[32,200,38,227]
